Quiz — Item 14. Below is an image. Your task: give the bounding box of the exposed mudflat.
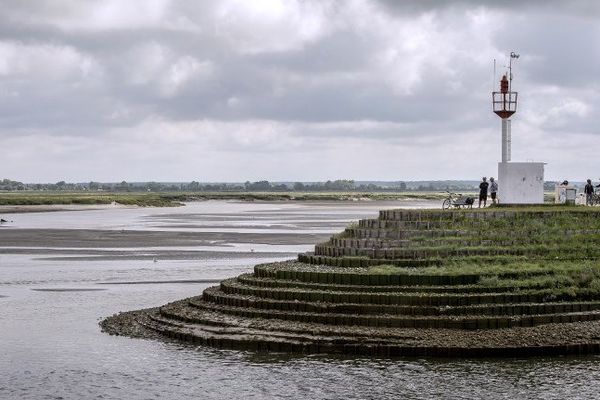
[31,288,108,292]
[0,228,330,248]
[0,204,133,214]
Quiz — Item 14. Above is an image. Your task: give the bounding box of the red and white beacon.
[491,52,545,205]
[492,73,517,162]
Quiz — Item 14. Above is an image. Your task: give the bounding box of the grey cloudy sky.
[1,0,599,182]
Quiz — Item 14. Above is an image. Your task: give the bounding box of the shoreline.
[0,203,138,215]
[0,191,450,212]
[0,197,441,215]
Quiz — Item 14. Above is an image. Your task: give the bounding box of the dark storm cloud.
[376,0,600,17]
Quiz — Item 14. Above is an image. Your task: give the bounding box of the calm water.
[1,200,598,399]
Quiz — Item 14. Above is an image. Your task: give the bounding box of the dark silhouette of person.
[479,177,489,208]
[584,179,594,206]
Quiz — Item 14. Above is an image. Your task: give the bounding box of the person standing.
[584,179,594,206]
[489,177,498,205]
[479,177,489,208]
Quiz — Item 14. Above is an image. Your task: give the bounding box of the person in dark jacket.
[584,179,594,206]
[479,177,489,208]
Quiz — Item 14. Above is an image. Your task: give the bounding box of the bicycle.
[442,191,474,210]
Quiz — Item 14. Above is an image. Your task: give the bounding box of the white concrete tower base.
[497,162,545,204]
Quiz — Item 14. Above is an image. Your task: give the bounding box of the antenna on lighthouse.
[493,58,496,92]
[509,52,519,92]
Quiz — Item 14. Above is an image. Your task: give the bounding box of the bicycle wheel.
[442,199,451,210]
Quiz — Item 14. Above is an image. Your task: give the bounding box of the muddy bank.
[0,228,329,248]
[0,204,134,214]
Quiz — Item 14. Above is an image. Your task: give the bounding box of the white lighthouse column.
[501,118,511,163]
[507,119,511,162]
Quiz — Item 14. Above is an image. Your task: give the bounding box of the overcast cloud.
[1,0,599,182]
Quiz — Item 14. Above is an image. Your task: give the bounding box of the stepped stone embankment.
[102,207,600,357]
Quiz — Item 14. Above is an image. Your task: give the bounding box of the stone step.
[348,226,600,241]
[312,243,600,260]
[378,209,600,222]
[348,227,467,239]
[236,274,544,294]
[329,236,600,250]
[146,309,332,353]
[203,283,592,315]
[220,280,600,316]
[359,219,450,230]
[256,261,486,285]
[193,290,600,330]
[297,253,446,268]
[257,261,563,284]
[133,302,600,356]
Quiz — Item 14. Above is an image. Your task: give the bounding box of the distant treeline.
[0,178,568,192]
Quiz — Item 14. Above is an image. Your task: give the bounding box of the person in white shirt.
[489,177,498,205]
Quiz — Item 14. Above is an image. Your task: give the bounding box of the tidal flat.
[1,200,599,399]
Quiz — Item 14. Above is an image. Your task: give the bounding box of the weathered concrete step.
[309,243,600,261]
[355,218,600,230]
[157,298,419,340]
[207,284,600,309]
[329,236,600,250]
[329,237,496,250]
[220,281,600,316]
[150,309,236,329]
[298,253,564,268]
[192,292,600,330]
[348,227,467,239]
[102,297,600,356]
[143,312,332,353]
[316,243,600,260]
[297,253,445,268]
[359,219,449,230]
[237,274,539,294]
[257,261,562,285]
[346,226,600,241]
[138,309,600,356]
[257,261,481,285]
[152,309,350,346]
[378,209,600,222]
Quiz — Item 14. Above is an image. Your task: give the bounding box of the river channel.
[0,200,597,399]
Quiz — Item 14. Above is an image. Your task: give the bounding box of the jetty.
[102,206,600,356]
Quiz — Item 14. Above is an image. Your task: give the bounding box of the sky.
[1,0,599,183]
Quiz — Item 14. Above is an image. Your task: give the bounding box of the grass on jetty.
[367,260,600,298]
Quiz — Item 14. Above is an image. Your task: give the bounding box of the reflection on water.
[0,200,596,399]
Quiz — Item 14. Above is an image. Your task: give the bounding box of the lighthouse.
[493,74,515,162]
[492,53,545,204]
